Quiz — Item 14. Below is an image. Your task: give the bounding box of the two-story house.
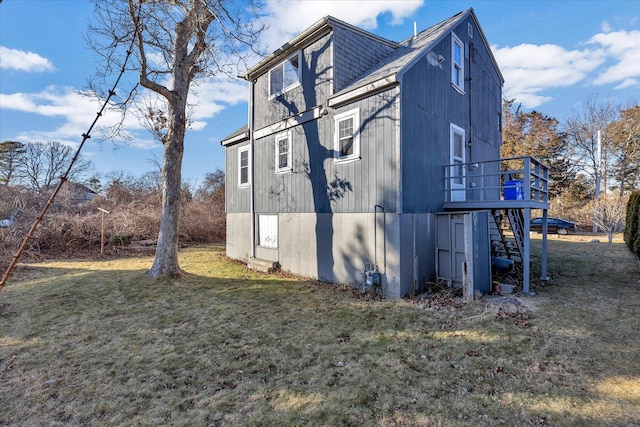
[222,8,550,298]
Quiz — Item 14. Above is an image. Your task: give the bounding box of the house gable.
[328,8,503,108]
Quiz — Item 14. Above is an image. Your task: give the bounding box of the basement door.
[436,214,466,286]
[436,211,491,293]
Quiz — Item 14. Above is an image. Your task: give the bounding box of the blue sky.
[1,0,639,185]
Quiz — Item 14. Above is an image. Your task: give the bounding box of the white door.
[258,214,278,248]
[450,124,466,201]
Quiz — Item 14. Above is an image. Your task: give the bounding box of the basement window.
[334,108,360,163]
[258,214,278,248]
[269,52,302,98]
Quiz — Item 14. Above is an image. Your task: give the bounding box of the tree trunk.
[148,96,187,279]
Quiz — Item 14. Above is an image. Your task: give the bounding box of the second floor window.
[334,109,360,163]
[239,146,250,187]
[451,33,464,92]
[269,52,301,97]
[275,131,292,173]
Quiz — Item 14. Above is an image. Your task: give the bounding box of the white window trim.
[274,130,292,174]
[333,108,360,164]
[451,32,464,94]
[238,146,250,188]
[268,51,302,99]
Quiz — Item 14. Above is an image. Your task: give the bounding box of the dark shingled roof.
[221,8,503,144]
[330,10,468,101]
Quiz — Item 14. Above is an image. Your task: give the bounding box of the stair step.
[247,258,279,273]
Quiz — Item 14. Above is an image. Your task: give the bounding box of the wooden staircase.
[489,209,524,262]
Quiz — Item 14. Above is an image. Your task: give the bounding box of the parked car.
[530,217,578,235]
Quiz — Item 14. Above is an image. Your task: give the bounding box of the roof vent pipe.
[413,21,417,38]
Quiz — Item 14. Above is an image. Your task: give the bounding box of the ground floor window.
[239,146,250,187]
[334,108,360,163]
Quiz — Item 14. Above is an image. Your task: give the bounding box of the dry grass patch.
[1,242,639,426]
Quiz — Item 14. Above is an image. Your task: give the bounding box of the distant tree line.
[0,141,92,190]
[0,140,225,269]
[502,96,639,242]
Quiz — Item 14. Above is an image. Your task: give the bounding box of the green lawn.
[1,240,639,426]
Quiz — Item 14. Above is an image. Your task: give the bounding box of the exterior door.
[450,124,466,201]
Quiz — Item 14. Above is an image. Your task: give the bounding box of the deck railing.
[444,156,549,204]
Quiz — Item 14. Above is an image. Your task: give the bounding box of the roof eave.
[468,9,505,84]
[241,16,398,81]
[328,75,399,108]
[242,17,332,81]
[221,130,250,147]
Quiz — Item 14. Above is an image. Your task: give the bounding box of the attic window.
[451,33,464,93]
[468,23,473,38]
[269,52,301,98]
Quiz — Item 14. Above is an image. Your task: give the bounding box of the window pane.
[277,137,289,169]
[454,161,463,184]
[283,55,300,88]
[454,43,461,65]
[240,150,248,184]
[279,152,288,169]
[270,64,283,95]
[340,137,354,156]
[454,133,463,157]
[339,118,353,139]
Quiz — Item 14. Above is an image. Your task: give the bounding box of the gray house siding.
[250,88,399,215]
[225,141,251,213]
[223,10,504,298]
[252,34,333,130]
[400,18,502,213]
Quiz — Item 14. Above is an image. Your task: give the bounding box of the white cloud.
[0,77,246,149]
[0,46,55,72]
[588,29,640,87]
[260,0,423,52]
[0,85,152,148]
[614,78,638,89]
[493,23,640,108]
[492,43,605,108]
[188,78,248,120]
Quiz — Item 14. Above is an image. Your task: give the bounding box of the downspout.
[249,79,256,258]
[466,43,474,165]
[394,80,402,214]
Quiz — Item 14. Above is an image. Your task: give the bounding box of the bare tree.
[593,195,627,243]
[501,100,577,198]
[20,142,93,191]
[88,0,264,278]
[565,96,618,231]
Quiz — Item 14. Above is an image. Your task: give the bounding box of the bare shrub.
[0,171,225,271]
[180,199,225,243]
